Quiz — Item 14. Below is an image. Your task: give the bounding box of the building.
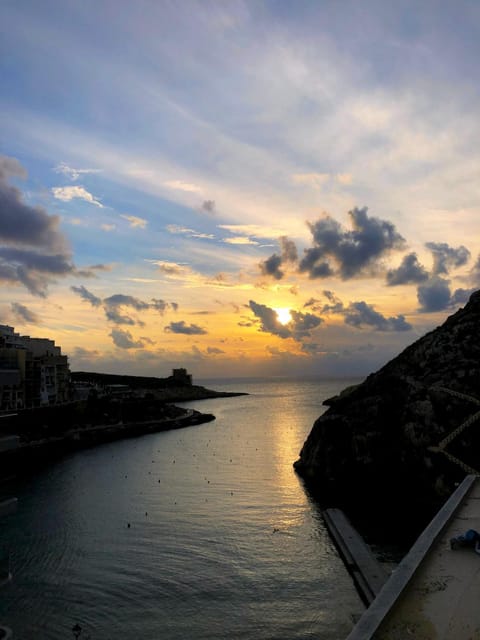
[0,325,71,410]
[171,368,193,386]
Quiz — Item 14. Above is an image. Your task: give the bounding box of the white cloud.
[166,224,215,239]
[163,180,203,193]
[101,223,116,231]
[223,236,259,245]
[54,162,102,180]
[52,185,103,207]
[120,214,147,228]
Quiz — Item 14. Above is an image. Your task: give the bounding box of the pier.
[345,474,480,639]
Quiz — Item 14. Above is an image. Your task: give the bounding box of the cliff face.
[295,290,480,538]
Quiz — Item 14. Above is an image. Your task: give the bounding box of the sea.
[0,377,365,640]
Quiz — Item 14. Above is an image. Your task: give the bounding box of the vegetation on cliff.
[295,290,480,542]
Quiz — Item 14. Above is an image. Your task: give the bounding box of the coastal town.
[0,324,247,473]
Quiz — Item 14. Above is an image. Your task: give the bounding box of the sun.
[274,307,292,325]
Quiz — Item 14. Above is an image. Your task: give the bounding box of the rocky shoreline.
[294,290,480,544]
[0,383,247,478]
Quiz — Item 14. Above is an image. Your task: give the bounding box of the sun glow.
[274,307,292,325]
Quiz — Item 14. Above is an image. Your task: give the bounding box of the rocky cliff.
[294,290,480,541]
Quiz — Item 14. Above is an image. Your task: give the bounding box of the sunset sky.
[1,1,479,379]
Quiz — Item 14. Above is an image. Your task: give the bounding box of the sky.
[1,0,479,380]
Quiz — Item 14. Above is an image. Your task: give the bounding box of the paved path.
[347,475,480,640]
[374,476,480,639]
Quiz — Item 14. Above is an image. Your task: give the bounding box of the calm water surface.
[0,377,363,639]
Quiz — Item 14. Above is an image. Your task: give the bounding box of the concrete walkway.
[348,475,480,640]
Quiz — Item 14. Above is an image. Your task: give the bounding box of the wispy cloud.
[223,236,259,245]
[52,185,103,207]
[54,162,102,181]
[120,214,147,228]
[11,302,40,324]
[166,224,215,239]
[163,180,202,193]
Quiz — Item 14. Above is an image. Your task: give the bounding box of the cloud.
[164,180,202,193]
[202,200,215,213]
[207,346,225,354]
[292,172,352,188]
[166,224,215,239]
[260,253,284,280]
[223,236,259,245]
[71,285,102,307]
[109,328,145,349]
[53,162,102,181]
[120,214,148,228]
[320,290,345,314]
[0,159,75,296]
[164,320,207,335]
[218,224,287,239]
[11,302,39,323]
[248,300,322,340]
[51,185,104,207]
[101,223,116,231]
[103,293,149,325]
[71,286,178,325]
[299,207,406,280]
[292,173,330,188]
[0,156,69,258]
[417,277,476,313]
[71,346,100,360]
[259,235,298,279]
[104,294,150,311]
[417,277,452,312]
[386,253,429,286]
[343,300,412,331]
[425,242,471,275]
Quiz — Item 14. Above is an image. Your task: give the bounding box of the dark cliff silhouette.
[295,290,480,543]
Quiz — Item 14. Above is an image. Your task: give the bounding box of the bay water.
[0,377,364,639]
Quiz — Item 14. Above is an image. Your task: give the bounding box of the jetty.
[343,474,480,639]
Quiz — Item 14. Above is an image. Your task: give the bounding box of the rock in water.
[294,290,480,542]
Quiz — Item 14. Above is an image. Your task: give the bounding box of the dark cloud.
[105,308,137,325]
[417,277,452,312]
[344,301,412,331]
[470,255,480,284]
[426,242,470,275]
[71,285,102,307]
[386,253,429,286]
[11,302,39,324]
[280,236,298,262]
[0,155,75,295]
[104,294,150,311]
[109,329,145,349]
[71,346,100,359]
[207,346,225,354]
[450,287,477,307]
[164,321,207,335]
[259,236,298,280]
[71,286,179,325]
[150,299,168,314]
[259,253,283,279]
[248,300,322,341]
[300,207,405,279]
[417,277,477,313]
[321,290,344,313]
[202,200,215,213]
[249,300,291,338]
[289,309,323,338]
